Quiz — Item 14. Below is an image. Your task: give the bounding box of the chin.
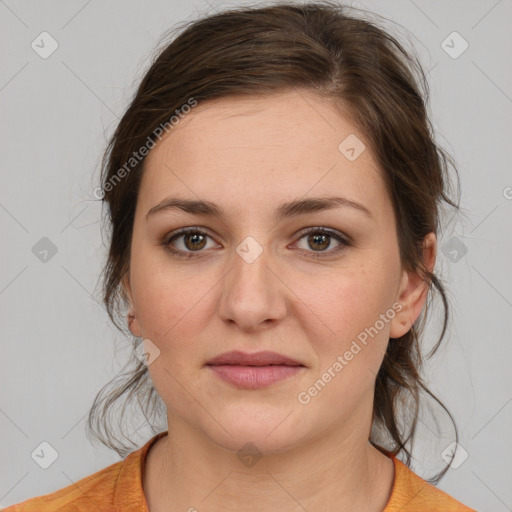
[203,405,306,455]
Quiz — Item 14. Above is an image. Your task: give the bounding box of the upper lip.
[206,350,304,367]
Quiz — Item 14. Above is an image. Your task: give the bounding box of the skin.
[123,89,436,512]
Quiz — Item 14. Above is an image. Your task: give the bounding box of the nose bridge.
[217,234,286,329]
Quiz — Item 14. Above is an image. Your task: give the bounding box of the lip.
[205,350,306,390]
[205,350,304,367]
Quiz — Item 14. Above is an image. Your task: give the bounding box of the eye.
[293,227,350,258]
[162,226,350,259]
[163,227,219,258]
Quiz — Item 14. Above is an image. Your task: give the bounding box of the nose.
[217,238,287,331]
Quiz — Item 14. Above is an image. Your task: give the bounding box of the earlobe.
[389,233,436,339]
[127,311,142,338]
[389,313,411,339]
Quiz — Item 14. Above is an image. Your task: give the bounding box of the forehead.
[148,90,370,158]
[139,90,387,219]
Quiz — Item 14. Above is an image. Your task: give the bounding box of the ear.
[389,232,436,339]
[122,273,142,337]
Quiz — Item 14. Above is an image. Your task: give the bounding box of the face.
[123,89,433,454]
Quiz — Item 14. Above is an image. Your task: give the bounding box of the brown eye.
[182,232,207,251]
[164,228,218,258]
[294,228,350,258]
[307,232,330,251]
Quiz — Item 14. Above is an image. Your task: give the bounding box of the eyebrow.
[146,196,373,222]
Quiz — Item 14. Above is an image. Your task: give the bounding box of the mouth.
[205,350,305,389]
[205,350,304,367]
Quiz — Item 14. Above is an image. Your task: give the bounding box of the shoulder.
[1,432,167,512]
[384,454,477,512]
[1,459,122,511]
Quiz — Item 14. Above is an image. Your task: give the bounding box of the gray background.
[1,0,511,510]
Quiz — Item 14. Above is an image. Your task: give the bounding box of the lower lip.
[207,364,304,389]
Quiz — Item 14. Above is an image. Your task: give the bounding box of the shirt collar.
[113,430,169,511]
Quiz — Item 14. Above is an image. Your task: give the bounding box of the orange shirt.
[2,431,476,511]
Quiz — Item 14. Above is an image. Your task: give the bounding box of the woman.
[5,1,477,510]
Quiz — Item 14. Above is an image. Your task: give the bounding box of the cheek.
[298,258,399,381]
[129,243,211,349]
[135,280,208,346]
[310,266,396,338]
[295,267,398,411]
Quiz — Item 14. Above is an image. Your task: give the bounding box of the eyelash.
[162,226,351,260]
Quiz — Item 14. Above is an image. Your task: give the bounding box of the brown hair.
[87,0,461,483]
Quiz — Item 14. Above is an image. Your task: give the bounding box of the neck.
[143,416,394,512]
